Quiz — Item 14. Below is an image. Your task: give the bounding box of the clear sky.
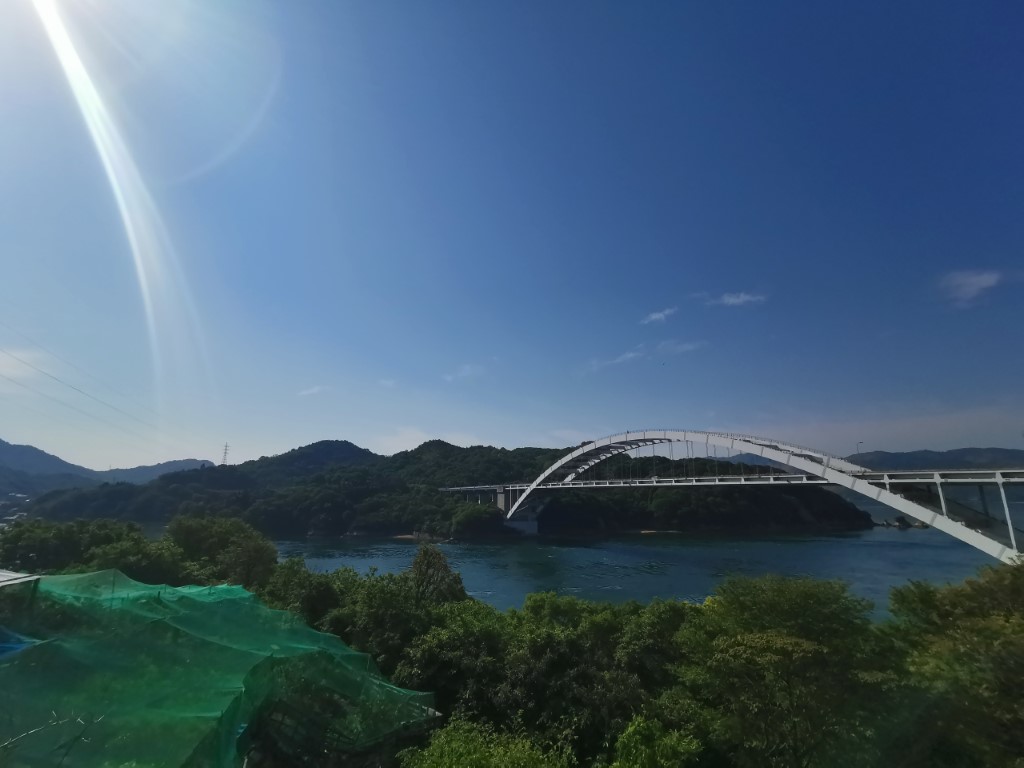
[1,0,1022,469]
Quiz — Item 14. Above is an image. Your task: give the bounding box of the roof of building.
[0,569,39,589]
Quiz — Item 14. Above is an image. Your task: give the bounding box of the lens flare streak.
[31,0,205,407]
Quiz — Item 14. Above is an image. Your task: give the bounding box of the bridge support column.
[996,476,1017,553]
[935,474,949,517]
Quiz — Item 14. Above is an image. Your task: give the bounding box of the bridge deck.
[443,469,1024,493]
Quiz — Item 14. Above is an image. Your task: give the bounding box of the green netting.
[0,570,436,767]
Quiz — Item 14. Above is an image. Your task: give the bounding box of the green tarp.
[0,570,434,766]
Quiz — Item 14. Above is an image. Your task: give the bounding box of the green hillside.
[25,439,871,538]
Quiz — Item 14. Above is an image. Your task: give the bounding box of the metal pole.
[934,474,949,517]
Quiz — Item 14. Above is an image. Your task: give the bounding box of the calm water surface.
[277,526,997,615]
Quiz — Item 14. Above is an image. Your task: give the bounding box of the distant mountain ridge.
[0,438,89,477]
[7,436,1024,516]
[97,460,217,484]
[849,448,1024,471]
[0,438,214,496]
[730,447,1024,471]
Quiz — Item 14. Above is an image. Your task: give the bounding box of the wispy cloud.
[588,346,646,372]
[940,270,1002,307]
[587,339,705,372]
[297,384,329,396]
[378,378,397,388]
[641,306,677,324]
[707,292,766,306]
[657,340,705,355]
[443,363,484,382]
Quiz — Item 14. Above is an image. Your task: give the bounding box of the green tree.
[410,544,467,607]
[611,715,701,768]
[669,576,893,768]
[614,599,694,693]
[400,720,573,768]
[260,556,342,626]
[80,536,190,586]
[883,563,1024,767]
[0,519,147,573]
[395,599,510,720]
[492,594,643,760]
[166,514,277,588]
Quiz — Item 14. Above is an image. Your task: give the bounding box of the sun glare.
[26,0,276,422]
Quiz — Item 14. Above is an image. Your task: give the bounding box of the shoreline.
[293,523,886,546]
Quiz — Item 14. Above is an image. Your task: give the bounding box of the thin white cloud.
[588,339,705,372]
[707,292,766,306]
[378,378,397,388]
[443,363,484,382]
[940,270,1002,307]
[641,306,677,324]
[297,384,328,397]
[657,340,705,355]
[588,346,646,372]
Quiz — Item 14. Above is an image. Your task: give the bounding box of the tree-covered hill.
[386,440,563,487]
[229,439,380,487]
[0,465,100,499]
[0,437,93,477]
[24,438,872,538]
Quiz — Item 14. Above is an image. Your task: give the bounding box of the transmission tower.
[221,443,230,465]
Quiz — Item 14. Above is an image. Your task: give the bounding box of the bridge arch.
[507,430,1019,564]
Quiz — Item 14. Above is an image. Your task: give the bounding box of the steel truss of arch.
[506,429,1021,564]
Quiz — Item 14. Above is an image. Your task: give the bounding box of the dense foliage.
[4,516,1020,766]
[0,516,276,588]
[24,440,871,538]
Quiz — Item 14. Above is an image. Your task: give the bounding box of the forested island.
[0,515,1020,767]
[22,439,872,538]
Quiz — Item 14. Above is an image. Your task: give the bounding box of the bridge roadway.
[445,468,1024,496]
[443,469,1024,560]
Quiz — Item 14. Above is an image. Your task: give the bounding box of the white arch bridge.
[442,430,1024,564]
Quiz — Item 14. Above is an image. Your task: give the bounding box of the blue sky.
[1,0,1022,469]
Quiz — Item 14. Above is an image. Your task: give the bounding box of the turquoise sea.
[277,525,997,615]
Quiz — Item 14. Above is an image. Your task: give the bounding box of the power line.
[0,320,206,459]
[0,369,161,457]
[0,347,160,432]
[0,318,159,418]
